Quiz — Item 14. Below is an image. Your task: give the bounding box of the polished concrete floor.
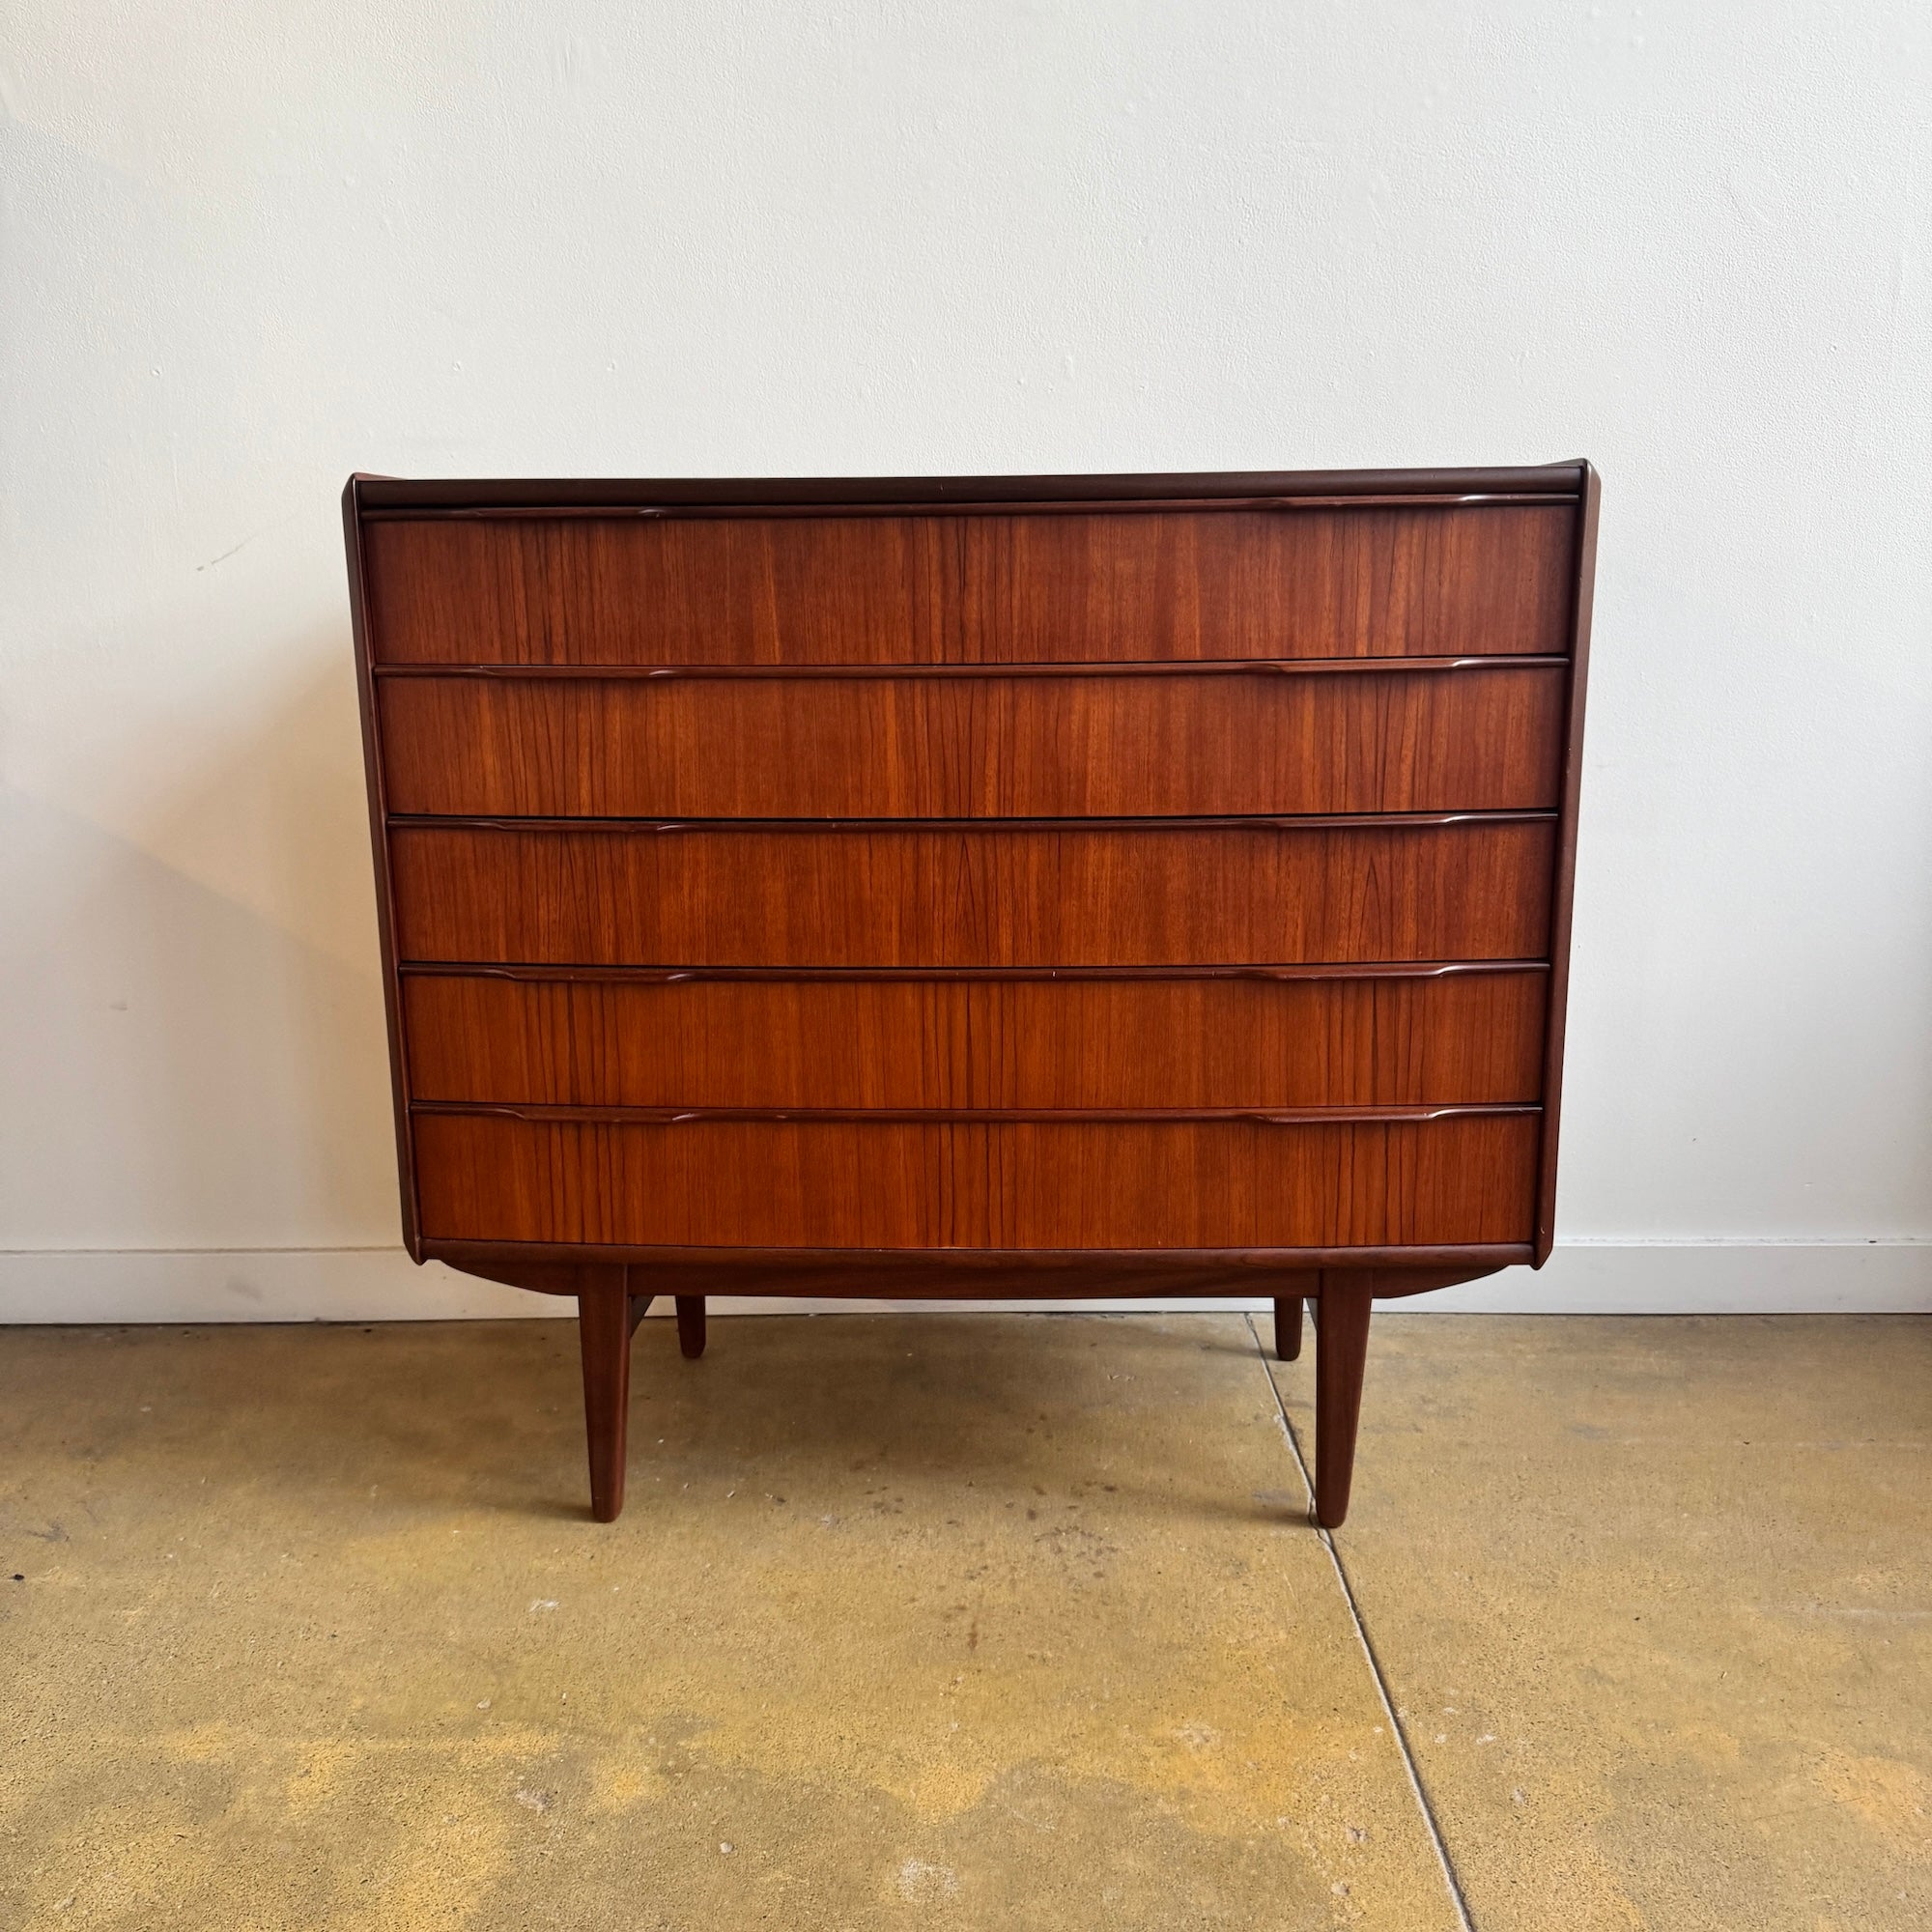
[2,1312,1926,1930]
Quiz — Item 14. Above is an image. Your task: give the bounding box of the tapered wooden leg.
[1271,1295,1304,1361]
[1313,1273,1374,1529]
[578,1269,634,1522]
[675,1294,706,1360]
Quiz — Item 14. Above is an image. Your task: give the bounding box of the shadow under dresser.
[345,464,1597,1525]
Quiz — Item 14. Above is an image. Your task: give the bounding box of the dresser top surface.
[349,463,1591,515]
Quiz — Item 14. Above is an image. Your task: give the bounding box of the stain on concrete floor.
[0,1315,1452,1931]
[3,1311,1926,1929]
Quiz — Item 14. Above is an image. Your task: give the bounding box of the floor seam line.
[1245,1311,1479,1932]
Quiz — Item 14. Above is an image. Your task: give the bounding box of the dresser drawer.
[412,1110,1540,1248]
[402,967,1548,1109]
[387,817,1556,966]
[364,504,1577,666]
[377,663,1566,818]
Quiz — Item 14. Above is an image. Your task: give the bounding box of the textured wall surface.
[3,4,1929,1308]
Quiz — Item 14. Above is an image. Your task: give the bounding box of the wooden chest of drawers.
[346,465,1597,1525]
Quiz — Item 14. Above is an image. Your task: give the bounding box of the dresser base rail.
[424,1238,1527,1299]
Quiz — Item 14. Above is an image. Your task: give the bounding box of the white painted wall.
[4,3,1929,1317]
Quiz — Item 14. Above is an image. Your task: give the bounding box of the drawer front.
[364,505,1577,666]
[412,1112,1540,1248]
[387,819,1555,966]
[403,969,1548,1109]
[378,664,1566,818]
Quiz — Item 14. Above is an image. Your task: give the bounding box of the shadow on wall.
[0,639,401,1257]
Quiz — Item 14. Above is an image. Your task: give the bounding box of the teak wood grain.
[411,1111,1540,1250]
[376,662,1567,818]
[386,817,1556,966]
[343,464,1597,1526]
[401,967,1548,1110]
[363,503,1577,667]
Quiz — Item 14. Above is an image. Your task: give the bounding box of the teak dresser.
[345,464,1597,1527]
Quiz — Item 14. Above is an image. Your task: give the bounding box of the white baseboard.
[1415,1240,1931,1314]
[0,1240,1926,1322]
